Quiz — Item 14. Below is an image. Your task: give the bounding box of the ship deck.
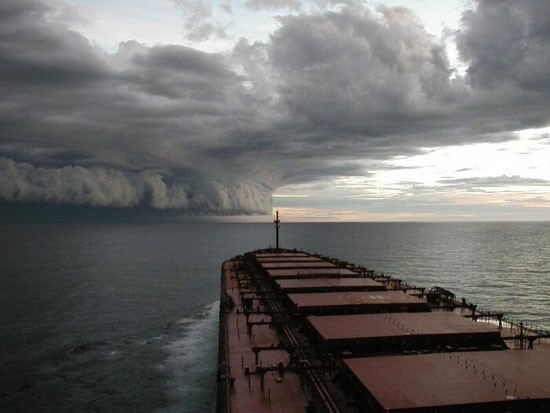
[220,260,309,412]
[218,249,550,413]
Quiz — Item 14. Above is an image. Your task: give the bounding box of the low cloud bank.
[0,158,272,213]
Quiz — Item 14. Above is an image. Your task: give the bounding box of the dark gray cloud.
[457,0,550,92]
[0,1,109,87]
[0,0,272,213]
[266,4,548,147]
[0,157,272,212]
[0,0,549,216]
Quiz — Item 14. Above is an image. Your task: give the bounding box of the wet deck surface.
[276,277,386,292]
[222,261,308,413]
[344,350,550,411]
[255,253,309,258]
[288,290,430,313]
[308,312,501,341]
[219,250,550,413]
[261,261,337,269]
[266,268,358,278]
[256,257,323,263]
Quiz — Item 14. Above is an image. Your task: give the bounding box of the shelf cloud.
[1,0,548,216]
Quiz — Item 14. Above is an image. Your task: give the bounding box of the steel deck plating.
[217,248,550,413]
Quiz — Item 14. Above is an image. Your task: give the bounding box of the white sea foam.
[158,301,220,413]
[176,317,200,325]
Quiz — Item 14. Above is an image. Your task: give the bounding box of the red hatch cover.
[344,350,550,411]
[276,277,385,292]
[308,312,498,341]
[267,268,358,278]
[289,291,428,309]
[261,261,337,269]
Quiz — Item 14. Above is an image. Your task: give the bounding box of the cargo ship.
[217,214,550,412]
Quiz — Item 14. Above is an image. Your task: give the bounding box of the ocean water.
[1,222,549,412]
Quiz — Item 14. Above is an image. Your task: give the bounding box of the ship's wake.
[158,301,220,413]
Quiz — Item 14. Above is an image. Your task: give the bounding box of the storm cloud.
[0,0,549,215]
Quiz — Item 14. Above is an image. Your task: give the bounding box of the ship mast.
[274,210,281,251]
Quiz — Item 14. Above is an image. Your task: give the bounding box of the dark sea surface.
[1,222,549,412]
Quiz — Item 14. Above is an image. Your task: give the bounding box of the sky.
[1,0,549,222]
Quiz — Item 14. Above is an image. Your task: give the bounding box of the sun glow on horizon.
[273,127,550,221]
